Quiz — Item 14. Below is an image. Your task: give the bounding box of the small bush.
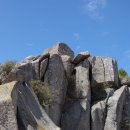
[1,60,16,74]
[119,68,128,78]
[31,80,53,107]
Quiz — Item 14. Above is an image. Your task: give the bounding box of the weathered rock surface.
[104,85,129,130]
[4,54,49,83]
[61,59,91,130]
[91,100,107,130]
[0,81,60,130]
[44,54,68,125]
[0,43,130,130]
[89,56,119,101]
[60,55,74,79]
[61,98,90,130]
[17,82,60,130]
[68,58,90,99]
[90,56,119,87]
[0,81,18,130]
[72,51,90,65]
[44,42,74,58]
[121,77,130,86]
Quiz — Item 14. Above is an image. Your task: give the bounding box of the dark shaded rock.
[44,54,68,125]
[17,82,60,130]
[61,98,90,130]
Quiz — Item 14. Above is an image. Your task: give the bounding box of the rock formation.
[0,42,130,130]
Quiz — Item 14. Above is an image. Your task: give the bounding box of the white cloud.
[86,0,106,12]
[83,0,107,21]
[73,33,80,41]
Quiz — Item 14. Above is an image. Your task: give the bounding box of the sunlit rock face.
[0,42,130,130]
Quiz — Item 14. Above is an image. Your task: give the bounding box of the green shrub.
[1,60,16,74]
[31,80,53,107]
[119,68,128,78]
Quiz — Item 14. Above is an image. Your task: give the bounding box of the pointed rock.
[44,42,74,58]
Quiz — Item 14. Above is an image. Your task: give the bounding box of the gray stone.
[104,85,129,130]
[44,42,74,58]
[61,98,90,130]
[44,54,68,125]
[89,56,119,101]
[68,59,90,99]
[31,59,40,80]
[121,77,130,86]
[17,82,60,130]
[0,81,18,130]
[91,100,107,130]
[61,55,74,79]
[40,58,48,80]
[72,51,90,65]
[5,63,33,83]
[21,56,36,63]
[61,59,90,130]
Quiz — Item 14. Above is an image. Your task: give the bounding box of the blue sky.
[0,0,130,74]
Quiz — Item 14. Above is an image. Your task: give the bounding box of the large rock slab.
[0,81,18,130]
[68,59,90,99]
[44,42,74,58]
[4,54,49,83]
[91,100,107,130]
[61,59,90,130]
[44,54,68,125]
[17,82,60,130]
[61,98,90,130]
[0,81,60,130]
[6,63,34,83]
[89,56,119,101]
[104,85,129,130]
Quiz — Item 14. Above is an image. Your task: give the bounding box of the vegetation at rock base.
[0,60,16,74]
[31,80,53,107]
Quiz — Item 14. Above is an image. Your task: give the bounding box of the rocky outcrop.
[44,54,68,126]
[61,59,90,130]
[3,54,49,83]
[104,85,129,130]
[89,56,119,101]
[72,51,90,65]
[0,81,18,130]
[0,81,60,130]
[0,43,130,130]
[121,77,130,86]
[44,42,74,58]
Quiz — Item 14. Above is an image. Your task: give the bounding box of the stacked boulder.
[0,42,130,130]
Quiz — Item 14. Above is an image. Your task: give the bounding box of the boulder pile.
[0,42,130,130]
